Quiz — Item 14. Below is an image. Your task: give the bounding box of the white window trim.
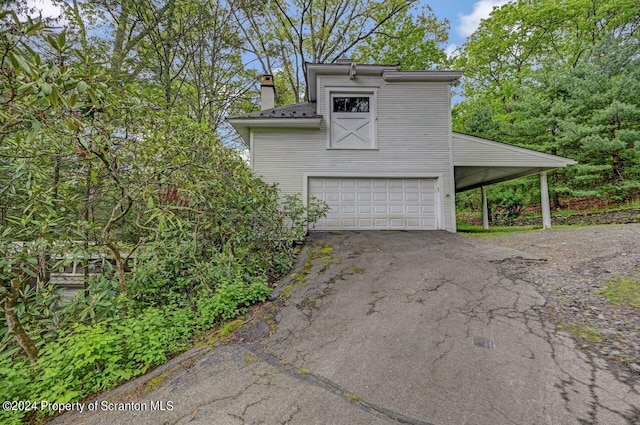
[325,87,378,150]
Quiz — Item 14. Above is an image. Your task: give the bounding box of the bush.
[0,115,327,424]
[488,186,525,221]
[0,357,33,425]
[1,277,271,423]
[195,276,270,327]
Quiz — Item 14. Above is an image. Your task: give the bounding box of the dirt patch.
[481,224,640,378]
[223,300,283,345]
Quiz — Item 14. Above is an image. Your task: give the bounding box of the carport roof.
[452,132,577,192]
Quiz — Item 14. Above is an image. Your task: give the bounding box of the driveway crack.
[242,344,435,425]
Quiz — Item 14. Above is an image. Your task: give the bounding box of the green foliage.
[0,356,33,425]
[64,275,121,324]
[273,70,298,107]
[195,278,270,326]
[508,36,640,199]
[0,278,270,422]
[281,195,330,241]
[352,3,449,69]
[456,0,640,207]
[488,187,524,221]
[457,0,639,103]
[235,0,448,101]
[1,10,328,423]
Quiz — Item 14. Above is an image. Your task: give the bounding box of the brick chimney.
[261,74,275,110]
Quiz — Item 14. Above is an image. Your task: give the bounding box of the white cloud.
[23,0,64,21]
[458,0,512,38]
[444,44,459,60]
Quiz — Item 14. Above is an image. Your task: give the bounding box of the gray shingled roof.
[230,102,321,119]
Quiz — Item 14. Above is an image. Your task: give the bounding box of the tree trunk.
[83,160,92,293]
[552,191,562,210]
[552,173,563,209]
[38,255,51,285]
[105,241,127,294]
[612,151,622,181]
[5,276,39,363]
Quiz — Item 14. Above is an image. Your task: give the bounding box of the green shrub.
[1,276,271,423]
[34,321,123,400]
[0,115,325,425]
[196,276,271,327]
[61,275,121,324]
[0,357,33,425]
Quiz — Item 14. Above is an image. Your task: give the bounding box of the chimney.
[261,74,275,110]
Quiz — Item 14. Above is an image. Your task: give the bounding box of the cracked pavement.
[51,231,640,425]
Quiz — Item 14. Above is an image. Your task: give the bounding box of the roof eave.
[228,117,323,144]
[452,132,578,167]
[454,166,563,192]
[307,63,399,101]
[382,70,464,84]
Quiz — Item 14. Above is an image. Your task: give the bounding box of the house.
[228,59,576,232]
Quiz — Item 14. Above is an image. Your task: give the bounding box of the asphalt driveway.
[52,231,640,425]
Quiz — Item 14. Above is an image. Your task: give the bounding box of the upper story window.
[329,91,376,149]
[333,96,370,113]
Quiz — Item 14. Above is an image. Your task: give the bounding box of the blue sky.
[427,0,511,53]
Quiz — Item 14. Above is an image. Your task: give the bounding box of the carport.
[452,132,577,229]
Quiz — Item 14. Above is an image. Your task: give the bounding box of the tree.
[61,0,256,136]
[0,10,105,362]
[454,0,640,204]
[352,4,449,70]
[457,0,640,107]
[1,1,330,380]
[234,0,439,101]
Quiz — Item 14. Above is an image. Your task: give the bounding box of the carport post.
[481,186,489,229]
[540,171,551,229]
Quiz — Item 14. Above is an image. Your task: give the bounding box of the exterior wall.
[251,75,456,231]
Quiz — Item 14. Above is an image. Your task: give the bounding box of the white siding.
[252,76,456,231]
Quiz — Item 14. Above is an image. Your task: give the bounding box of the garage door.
[308,177,439,230]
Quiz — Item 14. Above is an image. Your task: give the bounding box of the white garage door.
[309,177,439,230]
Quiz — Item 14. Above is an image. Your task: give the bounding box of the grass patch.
[244,352,257,364]
[275,244,329,300]
[457,223,542,237]
[296,367,311,375]
[143,374,167,393]
[348,265,366,274]
[219,317,246,337]
[457,222,591,237]
[294,256,315,284]
[279,283,295,298]
[557,322,602,343]
[310,244,334,260]
[597,274,640,308]
[202,315,250,346]
[347,393,360,402]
